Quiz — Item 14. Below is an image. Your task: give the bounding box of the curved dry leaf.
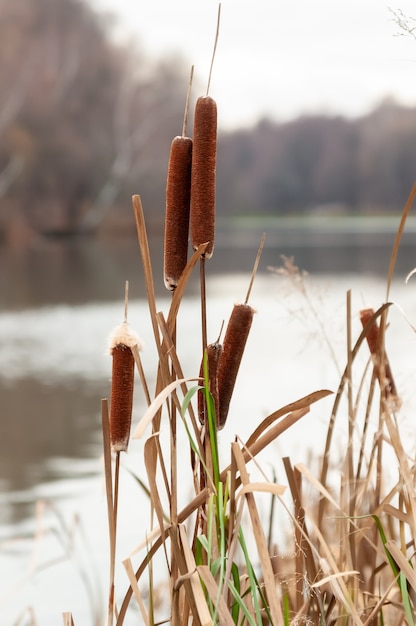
[167,242,208,333]
[237,482,286,499]
[311,570,360,589]
[133,377,199,439]
[246,389,333,448]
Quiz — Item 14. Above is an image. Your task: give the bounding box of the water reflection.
[1,220,416,311]
[0,378,106,526]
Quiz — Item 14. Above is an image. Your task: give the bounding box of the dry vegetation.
[6,6,416,624]
[77,79,416,622]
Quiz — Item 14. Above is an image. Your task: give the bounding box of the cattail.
[359,308,398,402]
[190,95,217,258]
[164,135,193,290]
[217,303,255,428]
[198,340,223,428]
[108,322,142,452]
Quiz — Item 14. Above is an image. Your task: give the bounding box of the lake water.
[2,220,416,624]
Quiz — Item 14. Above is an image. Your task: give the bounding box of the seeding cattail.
[359,308,398,402]
[198,339,223,428]
[108,321,143,452]
[190,95,217,259]
[216,303,255,428]
[164,135,193,290]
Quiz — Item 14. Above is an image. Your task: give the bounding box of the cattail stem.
[182,65,194,137]
[245,233,266,304]
[206,4,221,96]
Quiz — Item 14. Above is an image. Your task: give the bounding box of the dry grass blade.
[131,343,151,406]
[245,388,332,448]
[238,482,286,497]
[232,441,284,624]
[101,398,116,626]
[169,525,212,626]
[382,409,416,538]
[132,195,160,351]
[296,462,341,512]
[283,457,319,609]
[144,436,170,540]
[304,514,364,625]
[319,301,393,511]
[386,181,416,300]
[166,242,208,334]
[133,377,199,439]
[384,541,416,593]
[196,565,235,626]
[122,558,150,625]
[156,311,203,450]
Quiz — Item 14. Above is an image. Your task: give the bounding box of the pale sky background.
[89,0,416,130]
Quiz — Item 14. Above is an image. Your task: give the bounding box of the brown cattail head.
[164,135,193,291]
[198,341,223,428]
[359,308,399,404]
[108,322,143,452]
[190,95,217,259]
[217,303,255,428]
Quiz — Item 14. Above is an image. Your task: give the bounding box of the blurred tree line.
[0,0,190,238]
[1,0,416,243]
[217,99,416,217]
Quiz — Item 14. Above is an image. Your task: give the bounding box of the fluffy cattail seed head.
[108,322,142,453]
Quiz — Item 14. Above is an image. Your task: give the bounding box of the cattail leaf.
[232,442,284,624]
[311,571,360,589]
[133,377,199,439]
[181,385,203,418]
[144,436,169,542]
[196,565,235,626]
[245,388,333,448]
[122,557,150,624]
[177,525,213,626]
[236,482,286,499]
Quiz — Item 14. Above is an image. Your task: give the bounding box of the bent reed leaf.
[133,377,200,439]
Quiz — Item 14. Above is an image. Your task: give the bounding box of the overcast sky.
[89,0,416,130]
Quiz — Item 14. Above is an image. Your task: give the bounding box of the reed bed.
[68,152,416,625]
[83,183,416,625]
[64,11,416,623]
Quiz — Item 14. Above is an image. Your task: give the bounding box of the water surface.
[2,223,416,624]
